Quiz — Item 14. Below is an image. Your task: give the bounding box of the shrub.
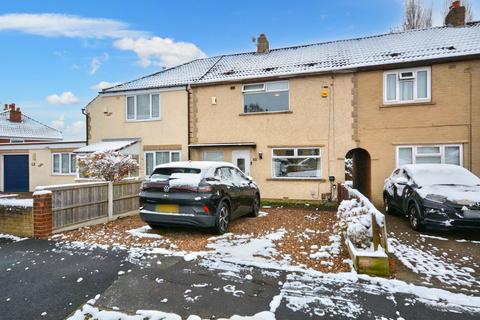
[78,151,138,182]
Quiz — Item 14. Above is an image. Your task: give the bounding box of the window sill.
[125,118,161,123]
[239,110,292,116]
[381,101,435,108]
[266,178,326,182]
[52,173,76,176]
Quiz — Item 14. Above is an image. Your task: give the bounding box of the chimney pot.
[8,103,22,122]
[445,1,466,27]
[256,34,269,54]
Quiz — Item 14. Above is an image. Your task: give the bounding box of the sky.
[0,0,478,141]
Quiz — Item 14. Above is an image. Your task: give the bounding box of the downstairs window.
[272,147,321,178]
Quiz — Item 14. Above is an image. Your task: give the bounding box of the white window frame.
[396,144,463,166]
[125,93,161,122]
[242,80,290,113]
[383,67,431,104]
[144,150,181,176]
[202,151,224,162]
[271,147,322,179]
[52,152,76,175]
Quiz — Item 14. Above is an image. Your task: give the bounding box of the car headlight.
[425,194,448,204]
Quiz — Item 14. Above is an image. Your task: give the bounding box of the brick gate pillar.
[33,191,52,238]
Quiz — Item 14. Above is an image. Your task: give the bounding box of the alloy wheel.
[409,205,423,231]
[218,205,229,232]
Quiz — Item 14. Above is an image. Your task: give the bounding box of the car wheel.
[383,195,392,215]
[147,223,163,230]
[249,194,260,217]
[408,203,425,231]
[214,201,230,235]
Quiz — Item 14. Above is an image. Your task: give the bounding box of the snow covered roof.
[0,110,62,140]
[74,139,138,153]
[103,23,480,93]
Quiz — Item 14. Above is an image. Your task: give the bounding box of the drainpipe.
[466,67,473,170]
[81,108,89,145]
[186,84,192,160]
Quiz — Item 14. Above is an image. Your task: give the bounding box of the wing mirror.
[395,177,409,185]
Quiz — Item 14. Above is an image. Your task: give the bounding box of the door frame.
[1,153,30,192]
[231,149,251,176]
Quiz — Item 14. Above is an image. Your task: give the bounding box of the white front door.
[232,150,251,176]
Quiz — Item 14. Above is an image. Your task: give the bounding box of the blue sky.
[0,0,477,140]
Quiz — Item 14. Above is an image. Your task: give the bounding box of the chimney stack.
[7,103,22,122]
[445,1,466,27]
[256,34,269,54]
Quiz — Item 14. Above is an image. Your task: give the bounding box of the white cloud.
[90,57,101,75]
[90,52,109,75]
[0,13,206,70]
[46,91,79,105]
[92,81,122,91]
[50,115,85,140]
[50,114,65,130]
[0,13,145,38]
[114,37,207,68]
[64,120,86,140]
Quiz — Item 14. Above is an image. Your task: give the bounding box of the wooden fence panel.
[50,182,109,230]
[112,180,142,216]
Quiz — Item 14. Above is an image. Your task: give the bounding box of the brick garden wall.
[0,205,33,237]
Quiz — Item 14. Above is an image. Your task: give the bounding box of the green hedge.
[260,199,338,211]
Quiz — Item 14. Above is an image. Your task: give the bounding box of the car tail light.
[203,205,210,214]
[197,185,213,193]
[197,180,213,193]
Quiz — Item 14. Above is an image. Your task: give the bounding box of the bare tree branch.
[402,0,433,30]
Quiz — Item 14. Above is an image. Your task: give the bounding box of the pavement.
[1,237,480,319]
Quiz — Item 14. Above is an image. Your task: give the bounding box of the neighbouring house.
[0,103,85,192]
[86,4,480,204]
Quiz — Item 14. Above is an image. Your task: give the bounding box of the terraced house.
[86,5,480,204]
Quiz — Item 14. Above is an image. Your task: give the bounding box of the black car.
[139,161,261,234]
[383,164,480,231]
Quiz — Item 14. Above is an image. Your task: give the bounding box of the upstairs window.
[384,67,431,104]
[243,81,289,113]
[52,153,76,175]
[126,93,161,121]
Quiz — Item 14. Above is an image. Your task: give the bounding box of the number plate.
[155,204,179,213]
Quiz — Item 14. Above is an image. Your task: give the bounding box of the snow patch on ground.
[0,233,27,242]
[389,237,480,291]
[127,226,163,239]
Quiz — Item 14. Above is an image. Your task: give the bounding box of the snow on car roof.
[401,164,480,186]
[154,161,236,171]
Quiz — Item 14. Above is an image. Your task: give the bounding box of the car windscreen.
[150,167,201,180]
[406,165,480,186]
